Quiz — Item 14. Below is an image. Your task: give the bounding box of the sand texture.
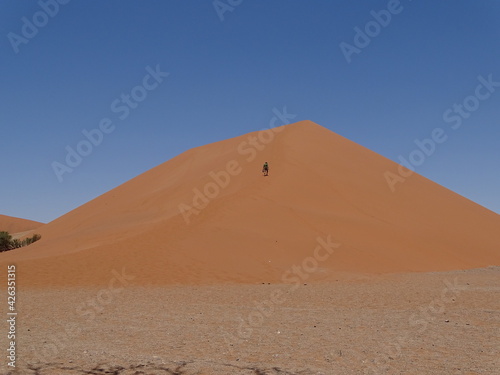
[1,268,499,374]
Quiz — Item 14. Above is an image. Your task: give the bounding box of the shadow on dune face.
[23,361,310,375]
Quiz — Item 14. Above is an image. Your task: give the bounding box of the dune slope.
[1,121,499,286]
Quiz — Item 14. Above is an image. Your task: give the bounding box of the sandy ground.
[1,267,499,375]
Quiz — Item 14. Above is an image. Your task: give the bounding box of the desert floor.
[2,267,499,375]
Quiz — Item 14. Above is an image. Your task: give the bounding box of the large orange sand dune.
[1,121,499,286]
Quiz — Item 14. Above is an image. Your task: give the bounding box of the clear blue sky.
[1,1,499,223]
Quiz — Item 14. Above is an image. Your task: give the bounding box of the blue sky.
[1,0,499,223]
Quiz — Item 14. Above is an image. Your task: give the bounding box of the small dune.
[0,214,43,235]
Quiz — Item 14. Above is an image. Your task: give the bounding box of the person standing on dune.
[262,161,269,176]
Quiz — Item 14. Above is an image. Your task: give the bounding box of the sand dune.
[1,121,499,286]
[0,214,43,235]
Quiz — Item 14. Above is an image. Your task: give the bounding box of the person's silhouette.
[262,162,269,176]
